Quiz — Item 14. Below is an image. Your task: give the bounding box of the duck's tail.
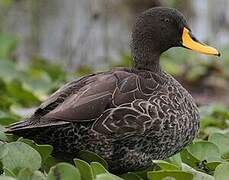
[5,117,69,137]
[6,119,32,133]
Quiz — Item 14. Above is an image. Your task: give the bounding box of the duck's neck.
[132,49,162,73]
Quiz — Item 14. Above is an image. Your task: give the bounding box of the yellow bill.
[182,27,220,56]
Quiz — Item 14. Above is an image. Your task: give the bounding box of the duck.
[7,7,220,173]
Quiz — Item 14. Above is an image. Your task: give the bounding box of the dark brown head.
[131,7,220,71]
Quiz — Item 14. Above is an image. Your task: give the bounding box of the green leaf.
[90,162,108,176]
[89,162,122,180]
[0,131,8,142]
[17,168,46,180]
[182,163,214,180]
[169,153,182,168]
[222,151,229,161]
[47,162,81,180]
[180,149,200,168]
[205,161,222,172]
[204,127,226,136]
[0,176,17,180]
[214,162,229,180]
[186,141,222,162]
[42,155,60,172]
[0,142,41,174]
[0,144,8,159]
[94,173,117,180]
[153,160,180,170]
[133,165,157,180]
[120,172,143,180]
[147,170,193,180]
[3,167,16,177]
[74,158,94,180]
[76,150,108,169]
[208,133,229,157]
[17,138,53,164]
[181,141,225,172]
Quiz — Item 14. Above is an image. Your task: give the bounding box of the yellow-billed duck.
[7,7,220,172]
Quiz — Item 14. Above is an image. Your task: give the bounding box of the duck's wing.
[92,72,163,137]
[8,69,163,137]
[7,69,133,130]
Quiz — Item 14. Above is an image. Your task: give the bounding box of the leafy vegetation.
[0,29,228,180]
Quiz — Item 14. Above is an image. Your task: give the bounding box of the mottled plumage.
[7,7,220,173]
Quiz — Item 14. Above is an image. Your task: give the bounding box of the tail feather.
[5,117,69,134]
[5,119,32,133]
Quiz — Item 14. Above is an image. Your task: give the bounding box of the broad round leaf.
[18,138,53,164]
[147,170,193,180]
[208,133,229,157]
[186,141,222,162]
[47,162,80,180]
[0,142,41,174]
[182,163,214,180]
[214,162,229,180]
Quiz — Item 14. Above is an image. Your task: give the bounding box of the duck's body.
[7,7,219,172]
[10,68,199,171]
